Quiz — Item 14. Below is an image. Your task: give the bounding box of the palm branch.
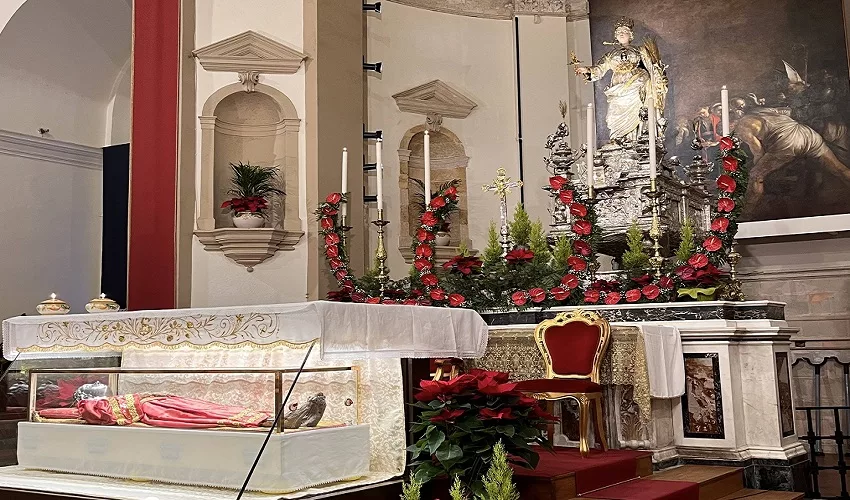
[226,162,285,199]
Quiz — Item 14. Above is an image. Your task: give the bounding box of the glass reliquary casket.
[17,366,369,493]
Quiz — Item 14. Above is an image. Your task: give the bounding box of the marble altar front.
[478,301,807,491]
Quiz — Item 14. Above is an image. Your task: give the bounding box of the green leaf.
[428,429,446,455]
[428,400,446,409]
[413,462,442,483]
[677,287,717,300]
[495,425,516,437]
[436,442,464,464]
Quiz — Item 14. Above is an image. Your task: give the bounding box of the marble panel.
[776,352,795,437]
[682,353,724,439]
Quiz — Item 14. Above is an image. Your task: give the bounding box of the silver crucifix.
[482,167,523,256]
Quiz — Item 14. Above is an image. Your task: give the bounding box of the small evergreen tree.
[458,240,470,257]
[676,217,695,264]
[551,235,573,272]
[450,475,467,500]
[400,478,422,500]
[508,204,532,248]
[529,221,551,265]
[621,220,649,272]
[483,222,503,265]
[476,441,519,500]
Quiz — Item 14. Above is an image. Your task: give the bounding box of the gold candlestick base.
[723,241,746,301]
[371,209,390,295]
[339,213,352,261]
[646,179,664,276]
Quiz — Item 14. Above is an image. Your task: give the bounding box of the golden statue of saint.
[575,17,668,143]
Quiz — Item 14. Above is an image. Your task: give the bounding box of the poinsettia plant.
[408,369,555,491]
[220,162,284,215]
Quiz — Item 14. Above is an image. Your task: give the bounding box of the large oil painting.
[590,0,850,222]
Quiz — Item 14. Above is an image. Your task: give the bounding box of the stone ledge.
[195,228,304,271]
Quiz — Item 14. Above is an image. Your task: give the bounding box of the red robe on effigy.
[37,394,270,429]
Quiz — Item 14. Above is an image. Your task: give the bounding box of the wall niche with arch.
[195,83,303,271]
[398,125,477,263]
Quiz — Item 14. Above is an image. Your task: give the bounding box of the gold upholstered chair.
[515,309,611,457]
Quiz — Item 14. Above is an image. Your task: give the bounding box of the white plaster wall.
[367,2,520,276]
[0,145,102,319]
[190,0,309,307]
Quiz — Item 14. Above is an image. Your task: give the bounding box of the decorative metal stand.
[724,241,746,301]
[541,105,587,242]
[483,168,523,255]
[372,209,390,294]
[646,179,664,276]
[339,195,352,256]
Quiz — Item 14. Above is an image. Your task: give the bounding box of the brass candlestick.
[647,178,664,276]
[339,194,352,258]
[724,241,745,301]
[372,208,390,294]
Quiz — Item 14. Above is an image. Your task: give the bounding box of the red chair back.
[534,310,610,383]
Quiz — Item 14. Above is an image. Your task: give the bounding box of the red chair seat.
[514,378,602,394]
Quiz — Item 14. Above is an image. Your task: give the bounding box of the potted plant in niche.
[221,162,284,229]
[411,178,459,247]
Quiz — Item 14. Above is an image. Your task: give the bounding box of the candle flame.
[50,293,56,300]
[100,293,106,299]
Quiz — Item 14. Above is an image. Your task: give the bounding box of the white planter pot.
[435,232,451,246]
[232,212,265,228]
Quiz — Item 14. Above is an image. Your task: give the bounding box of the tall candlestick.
[586,103,595,197]
[721,85,730,136]
[648,97,657,180]
[423,130,432,202]
[341,147,348,218]
[376,139,383,210]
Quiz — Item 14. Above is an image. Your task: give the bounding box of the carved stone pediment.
[392,80,477,119]
[193,31,307,74]
[195,228,304,272]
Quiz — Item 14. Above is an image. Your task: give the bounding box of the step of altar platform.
[511,448,653,499]
[648,465,743,500]
[716,489,804,500]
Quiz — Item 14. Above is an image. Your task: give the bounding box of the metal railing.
[798,405,850,499]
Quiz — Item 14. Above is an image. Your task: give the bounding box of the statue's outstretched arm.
[576,53,612,82]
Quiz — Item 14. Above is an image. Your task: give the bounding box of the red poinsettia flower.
[625,289,642,303]
[717,174,737,193]
[414,259,432,271]
[505,248,535,263]
[632,274,652,286]
[584,289,601,303]
[430,288,447,301]
[550,286,570,301]
[567,256,587,272]
[675,265,696,281]
[351,292,366,303]
[416,228,434,242]
[658,276,675,289]
[559,189,575,205]
[325,233,340,246]
[642,284,661,300]
[511,291,528,306]
[517,394,539,406]
[561,273,579,289]
[480,407,514,420]
[329,258,344,270]
[320,217,334,230]
[420,273,438,286]
[469,369,511,384]
[326,193,342,204]
[722,156,739,172]
[326,245,339,258]
[443,256,483,275]
[592,279,621,292]
[430,196,447,208]
[572,220,593,236]
[365,297,380,304]
[326,289,351,302]
[703,236,723,252]
[415,244,434,259]
[711,217,730,233]
[717,197,735,213]
[421,212,439,227]
[573,240,592,256]
[719,136,735,151]
[549,176,568,191]
[448,293,466,307]
[570,203,588,217]
[445,185,458,200]
[604,292,622,305]
[477,378,518,395]
[688,253,709,269]
[529,288,546,303]
[430,408,465,423]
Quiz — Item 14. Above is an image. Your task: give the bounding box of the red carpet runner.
[513,448,653,494]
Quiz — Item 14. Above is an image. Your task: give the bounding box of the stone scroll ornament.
[317,139,749,308]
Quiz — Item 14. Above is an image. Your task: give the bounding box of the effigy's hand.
[574,66,590,76]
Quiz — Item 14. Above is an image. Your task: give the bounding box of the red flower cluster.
[443,255,483,275]
[505,248,534,263]
[221,196,268,214]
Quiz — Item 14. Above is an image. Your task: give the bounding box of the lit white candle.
[648,97,657,180]
[586,103,594,194]
[376,139,383,211]
[341,147,348,218]
[721,85,730,136]
[423,130,432,203]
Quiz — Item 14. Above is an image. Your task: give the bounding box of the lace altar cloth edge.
[0,466,398,500]
[2,301,489,360]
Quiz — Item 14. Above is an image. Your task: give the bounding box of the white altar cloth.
[613,323,685,399]
[2,301,489,360]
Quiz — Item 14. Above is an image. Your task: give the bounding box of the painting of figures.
[590,0,850,222]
